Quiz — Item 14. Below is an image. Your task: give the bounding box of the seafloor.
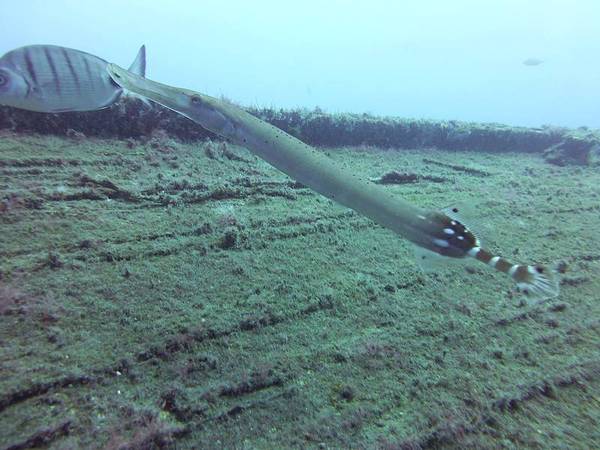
[0,132,598,449]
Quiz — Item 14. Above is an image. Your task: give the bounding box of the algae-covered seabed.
[0,132,598,449]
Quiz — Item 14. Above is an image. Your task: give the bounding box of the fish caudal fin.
[511,264,560,300]
[128,45,146,77]
[468,247,560,300]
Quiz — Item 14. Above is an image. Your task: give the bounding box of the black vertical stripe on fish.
[5,50,16,67]
[44,47,61,94]
[108,76,121,88]
[61,47,80,91]
[24,47,38,85]
[23,76,33,99]
[83,56,94,89]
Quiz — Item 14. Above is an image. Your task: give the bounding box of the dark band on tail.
[468,246,559,298]
[469,247,515,274]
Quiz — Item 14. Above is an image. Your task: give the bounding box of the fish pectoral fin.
[413,244,472,273]
[128,44,146,77]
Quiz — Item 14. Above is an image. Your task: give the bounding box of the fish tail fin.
[510,264,560,300]
[128,44,146,77]
[468,247,560,299]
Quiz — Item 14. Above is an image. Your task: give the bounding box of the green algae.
[3,102,600,166]
[1,134,599,449]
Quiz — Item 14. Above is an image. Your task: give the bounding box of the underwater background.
[2,0,600,128]
[1,1,599,449]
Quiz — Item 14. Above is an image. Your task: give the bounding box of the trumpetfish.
[106,63,559,299]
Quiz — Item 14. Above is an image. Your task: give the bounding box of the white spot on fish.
[468,246,480,257]
[433,238,449,248]
[443,228,455,235]
[489,256,500,267]
[509,265,519,276]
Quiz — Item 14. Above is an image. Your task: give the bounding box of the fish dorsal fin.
[128,44,146,77]
[122,44,151,108]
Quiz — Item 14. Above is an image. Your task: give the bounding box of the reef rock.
[543,131,600,166]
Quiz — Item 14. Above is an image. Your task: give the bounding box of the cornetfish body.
[0,44,146,112]
[107,63,559,299]
[107,65,443,252]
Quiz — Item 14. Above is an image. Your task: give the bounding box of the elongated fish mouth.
[107,63,237,137]
[106,63,189,114]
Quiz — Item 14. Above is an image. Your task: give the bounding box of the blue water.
[2,0,599,128]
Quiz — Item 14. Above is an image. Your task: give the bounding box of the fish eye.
[190,95,202,105]
[0,74,6,86]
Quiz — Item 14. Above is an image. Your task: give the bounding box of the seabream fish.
[0,44,146,112]
[107,63,559,299]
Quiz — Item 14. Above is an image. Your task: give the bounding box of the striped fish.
[0,44,146,112]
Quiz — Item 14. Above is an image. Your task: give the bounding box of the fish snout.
[107,63,235,137]
[107,63,191,114]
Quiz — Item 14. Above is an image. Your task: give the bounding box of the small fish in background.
[523,57,543,66]
[0,44,146,112]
